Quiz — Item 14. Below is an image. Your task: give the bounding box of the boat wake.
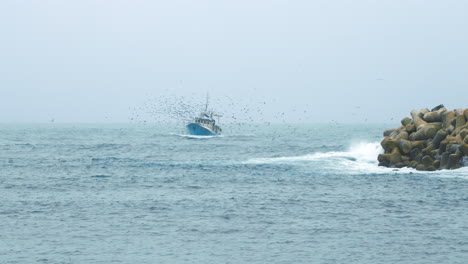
[171,133,224,139]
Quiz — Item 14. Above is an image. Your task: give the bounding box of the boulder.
[384,129,397,137]
[459,143,468,156]
[431,129,448,148]
[421,155,434,167]
[381,137,399,152]
[440,152,449,169]
[447,153,462,170]
[405,124,416,133]
[455,115,466,130]
[401,117,412,126]
[412,116,427,129]
[431,104,445,112]
[460,128,468,140]
[423,108,445,122]
[455,108,466,116]
[409,123,441,140]
[379,105,467,171]
[442,111,455,129]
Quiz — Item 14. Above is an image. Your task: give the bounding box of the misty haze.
[1,1,468,264]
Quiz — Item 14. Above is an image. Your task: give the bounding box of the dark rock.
[440,152,449,169]
[447,153,462,169]
[459,143,468,156]
[431,104,445,112]
[416,164,425,171]
[421,155,434,167]
[378,161,389,167]
[409,148,421,160]
[431,129,448,148]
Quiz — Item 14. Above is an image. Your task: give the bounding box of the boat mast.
[204,93,209,113]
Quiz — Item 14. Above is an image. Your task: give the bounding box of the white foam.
[427,166,468,179]
[245,142,405,175]
[347,141,384,162]
[245,142,468,177]
[246,142,383,164]
[171,133,224,139]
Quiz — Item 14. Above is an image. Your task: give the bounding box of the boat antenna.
[204,93,209,113]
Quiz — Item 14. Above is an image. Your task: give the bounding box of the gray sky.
[0,0,467,123]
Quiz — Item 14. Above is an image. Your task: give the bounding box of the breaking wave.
[246,142,382,164]
[245,141,468,178]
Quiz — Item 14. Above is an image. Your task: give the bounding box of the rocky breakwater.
[378,105,468,171]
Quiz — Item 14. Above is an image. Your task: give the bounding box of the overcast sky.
[0,0,467,123]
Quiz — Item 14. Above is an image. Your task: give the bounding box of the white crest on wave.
[245,142,383,164]
[244,141,468,178]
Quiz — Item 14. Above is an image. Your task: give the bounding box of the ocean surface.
[1,123,468,264]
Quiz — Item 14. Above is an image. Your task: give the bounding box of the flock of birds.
[125,94,381,140]
[128,94,304,125]
[128,94,377,123]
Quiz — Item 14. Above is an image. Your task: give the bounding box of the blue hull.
[186,123,220,136]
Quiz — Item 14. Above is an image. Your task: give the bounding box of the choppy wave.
[4,124,468,264]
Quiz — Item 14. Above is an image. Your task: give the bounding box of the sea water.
[1,123,468,264]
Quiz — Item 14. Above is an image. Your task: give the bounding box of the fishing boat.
[186,95,222,136]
